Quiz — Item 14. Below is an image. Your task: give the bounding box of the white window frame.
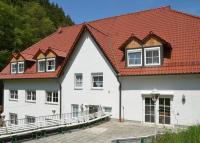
[26,90,36,103]
[46,58,56,72]
[127,49,143,67]
[71,104,79,118]
[18,61,24,73]
[91,73,103,89]
[9,113,18,125]
[9,90,18,101]
[25,116,36,124]
[74,73,83,89]
[144,47,161,66]
[11,62,17,74]
[46,91,59,104]
[159,98,171,124]
[38,59,46,72]
[144,97,155,123]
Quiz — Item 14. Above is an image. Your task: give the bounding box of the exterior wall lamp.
[182,95,186,105]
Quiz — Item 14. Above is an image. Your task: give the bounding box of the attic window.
[11,63,17,74]
[144,47,161,66]
[127,49,142,67]
[46,58,55,72]
[38,59,46,72]
[18,62,24,73]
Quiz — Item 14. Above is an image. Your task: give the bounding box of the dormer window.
[18,62,24,73]
[127,49,142,67]
[144,47,161,66]
[46,58,55,72]
[11,63,17,74]
[38,59,45,72]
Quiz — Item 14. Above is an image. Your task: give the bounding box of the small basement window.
[38,59,46,72]
[18,62,24,73]
[11,63,17,74]
[144,47,161,66]
[46,58,55,72]
[127,49,142,67]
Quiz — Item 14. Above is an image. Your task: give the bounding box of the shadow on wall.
[121,74,200,91]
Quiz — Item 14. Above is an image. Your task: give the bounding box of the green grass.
[153,125,200,143]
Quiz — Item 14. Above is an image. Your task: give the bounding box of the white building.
[0,6,200,126]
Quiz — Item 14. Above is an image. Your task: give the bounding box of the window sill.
[25,100,36,103]
[91,87,103,90]
[9,99,18,101]
[74,87,83,90]
[45,102,59,105]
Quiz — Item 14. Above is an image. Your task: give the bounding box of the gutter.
[117,73,122,122]
[57,79,62,118]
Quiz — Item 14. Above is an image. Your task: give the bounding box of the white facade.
[2,30,200,126]
[60,31,120,118]
[3,79,60,120]
[121,74,200,126]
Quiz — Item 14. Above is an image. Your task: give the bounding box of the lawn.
[153,125,200,143]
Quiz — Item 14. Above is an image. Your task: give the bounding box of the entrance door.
[159,98,170,124]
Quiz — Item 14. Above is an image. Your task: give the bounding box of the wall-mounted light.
[182,95,186,105]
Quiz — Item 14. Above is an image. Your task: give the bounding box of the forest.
[0,0,74,69]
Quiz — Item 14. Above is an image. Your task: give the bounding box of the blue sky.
[50,0,200,24]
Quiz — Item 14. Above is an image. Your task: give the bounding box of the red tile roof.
[1,6,200,79]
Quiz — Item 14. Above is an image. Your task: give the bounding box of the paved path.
[25,120,166,143]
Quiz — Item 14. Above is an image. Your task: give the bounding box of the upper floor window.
[74,73,83,89]
[10,90,18,100]
[127,49,142,67]
[91,73,103,89]
[46,58,55,72]
[38,59,45,72]
[144,47,161,66]
[46,91,58,104]
[18,62,24,73]
[26,90,36,102]
[11,63,17,74]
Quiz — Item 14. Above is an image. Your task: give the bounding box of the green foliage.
[153,125,200,143]
[0,0,74,70]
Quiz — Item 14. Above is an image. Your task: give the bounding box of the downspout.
[117,74,122,122]
[57,80,62,119]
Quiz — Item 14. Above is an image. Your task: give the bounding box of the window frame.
[46,58,56,72]
[11,62,17,74]
[9,113,18,125]
[71,104,79,118]
[9,90,18,101]
[91,73,103,90]
[45,91,59,104]
[26,90,36,103]
[37,59,46,72]
[127,49,143,67]
[74,73,83,89]
[144,47,161,66]
[18,61,25,73]
[159,98,171,124]
[25,116,36,124]
[144,97,155,123]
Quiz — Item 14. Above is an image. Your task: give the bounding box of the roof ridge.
[86,6,171,24]
[169,9,200,20]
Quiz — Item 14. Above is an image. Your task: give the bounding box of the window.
[18,62,24,73]
[74,73,83,89]
[25,116,36,124]
[10,90,18,100]
[72,104,79,117]
[144,47,161,66]
[127,49,142,67]
[46,58,55,72]
[91,73,103,89]
[46,91,58,104]
[9,113,18,125]
[38,59,46,72]
[145,98,155,123]
[26,91,36,102]
[11,63,17,74]
[103,106,112,113]
[159,98,170,124]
